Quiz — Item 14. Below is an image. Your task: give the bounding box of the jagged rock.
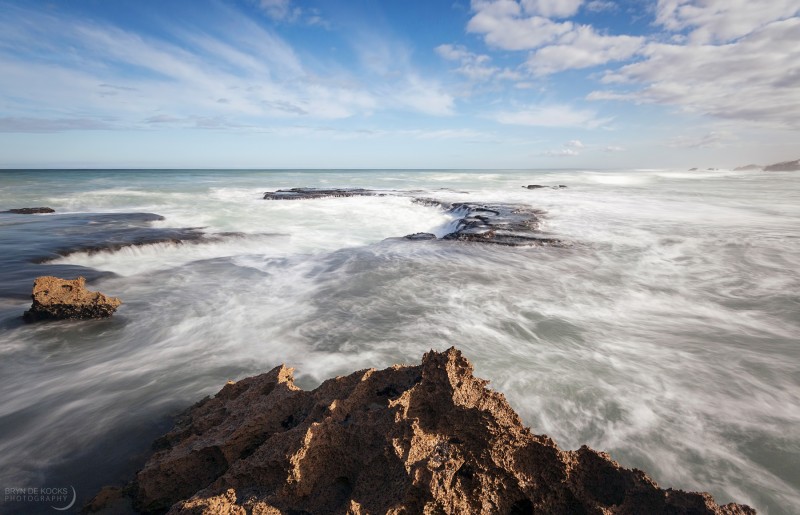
[114,348,752,515]
[23,276,121,322]
[263,188,382,200]
[4,207,55,214]
[764,159,800,172]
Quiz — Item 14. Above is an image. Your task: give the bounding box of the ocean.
[0,169,798,513]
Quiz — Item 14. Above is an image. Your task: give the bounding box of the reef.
[262,188,566,247]
[98,348,754,514]
[23,276,121,322]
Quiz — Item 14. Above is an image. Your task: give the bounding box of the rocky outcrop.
[117,348,753,515]
[261,187,566,248]
[523,185,567,189]
[764,159,800,172]
[263,188,384,200]
[4,207,55,214]
[23,276,121,322]
[439,203,565,247]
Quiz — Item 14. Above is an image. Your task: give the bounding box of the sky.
[0,0,798,169]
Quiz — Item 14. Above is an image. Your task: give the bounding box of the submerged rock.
[23,276,121,322]
[118,348,753,515]
[404,232,437,240]
[524,184,547,189]
[4,207,55,214]
[764,159,800,172]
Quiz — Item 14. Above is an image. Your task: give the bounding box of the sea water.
[0,169,798,513]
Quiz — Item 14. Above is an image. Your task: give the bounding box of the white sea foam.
[0,169,798,513]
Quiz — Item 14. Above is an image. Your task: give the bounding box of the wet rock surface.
[439,202,565,247]
[23,276,121,322]
[523,185,567,190]
[115,348,753,515]
[3,207,55,214]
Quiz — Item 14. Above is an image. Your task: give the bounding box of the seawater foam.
[0,169,798,513]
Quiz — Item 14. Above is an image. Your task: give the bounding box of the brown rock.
[23,276,122,322]
[128,348,754,515]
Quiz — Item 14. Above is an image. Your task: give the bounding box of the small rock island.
[23,276,122,322]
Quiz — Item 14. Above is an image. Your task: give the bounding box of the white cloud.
[493,104,611,128]
[656,0,800,44]
[566,139,584,148]
[526,25,644,75]
[467,1,573,50]
[520,0,583,18]
[468,1,642,75]
[541,148,580,157]
[586,1,616,12]
[256,0,302,22]
[667,131,733,149]
[591,18,800,128]
[435,43,522,82]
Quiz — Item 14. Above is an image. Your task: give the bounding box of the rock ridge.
[108,348,753,514]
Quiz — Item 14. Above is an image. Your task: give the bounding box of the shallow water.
[0,169,798,513]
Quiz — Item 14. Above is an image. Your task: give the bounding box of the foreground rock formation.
[23,276,121,322]
[114,348,752,514]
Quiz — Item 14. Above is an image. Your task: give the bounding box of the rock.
[263,188,381,200]
[23,276,122,322]
[688,168,698,171]
[441,203,566,247]
[554,185,568,189]
[4,207,55,214]
[733,164,763,171]
[764,159,800,172]
[122,348,754,515]
[524,184,547,189]
[404,232,437,241]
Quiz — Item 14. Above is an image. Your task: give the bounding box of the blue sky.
[0,0,798,168]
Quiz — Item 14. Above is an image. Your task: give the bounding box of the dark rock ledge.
[88,348,754,514]
[3,206,55,214]
[263,188,567,247]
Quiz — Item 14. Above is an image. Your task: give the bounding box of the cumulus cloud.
[467,1,642,74]
[435,43,521,81]
[656,0,800,43]
[526,25,644,75]
[520,0,583,18]
[493,104,610,128]
[467,1,573,50]
[591,18,800,128]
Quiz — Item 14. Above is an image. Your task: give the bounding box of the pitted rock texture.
[129,348,753,515]
[23,276,121,322]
